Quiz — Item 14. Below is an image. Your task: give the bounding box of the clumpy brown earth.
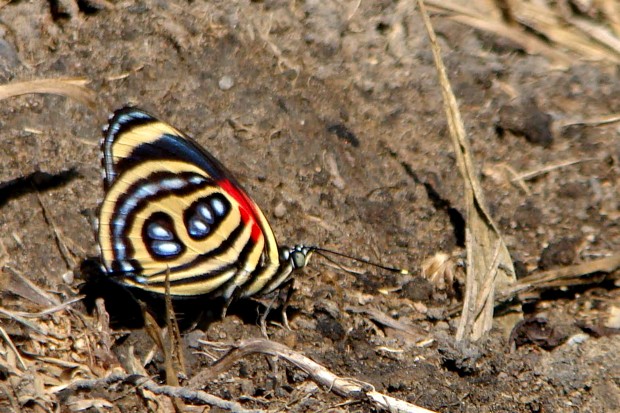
[1,1,619,412]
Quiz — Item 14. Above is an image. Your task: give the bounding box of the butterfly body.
[97,107,312,300]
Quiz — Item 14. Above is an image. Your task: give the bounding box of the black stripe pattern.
[97,107,313,299]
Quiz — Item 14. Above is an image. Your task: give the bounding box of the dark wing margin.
[102,106,243,189]
[101,107,155,189]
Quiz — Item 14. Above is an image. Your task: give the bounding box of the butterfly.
[97,107,314,302]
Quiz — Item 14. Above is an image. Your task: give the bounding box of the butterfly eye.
[291,250,308,269]
[279,247,290,262]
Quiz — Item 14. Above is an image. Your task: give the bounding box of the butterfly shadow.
[78,258,219,330]
[78,258,299,331]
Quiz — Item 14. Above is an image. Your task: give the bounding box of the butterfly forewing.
[98,108,284,298]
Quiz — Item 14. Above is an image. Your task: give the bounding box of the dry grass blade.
[511,157,597,182]
[195,338,438,413]
[425,0,620,66]
[601,0,620,37]
[93,298,121,373]
[557,113,620,128]
[568,15,620,56]
[4,296,82,318]
[514,1,620,63]
[416,0,519,341]
[142,276,187,411]
[0,326,27,370]
[0,78,96,109]
[447,252,620,316]
[425,1,572,66]
[0,307,52,337]
[3,266,60,307]
[164,267,187,384]
[142,308,182,382]
[499,252,620,300]
[452,14,572,66]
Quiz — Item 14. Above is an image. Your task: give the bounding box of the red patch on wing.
[218,179,262,242]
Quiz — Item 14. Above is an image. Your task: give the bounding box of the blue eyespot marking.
[211,197,226,216]
[147,222,173,240]
[184,195,230,240]
[120,261,134,272]
[151,240,182,257]
[188,216,210,238]
[142,212,185,260]
[197,203,214,223]
[188,175,206,185]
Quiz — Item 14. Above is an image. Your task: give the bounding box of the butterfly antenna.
[312,247,409,275]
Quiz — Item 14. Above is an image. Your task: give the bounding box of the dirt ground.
[1,1,619,412]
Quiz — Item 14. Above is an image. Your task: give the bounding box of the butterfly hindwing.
[98,107,283,298]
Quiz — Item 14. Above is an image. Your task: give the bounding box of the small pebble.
[239,379,254,395]
[274,202,287,218]
[62,271,74,284]
[73,338,87,351]
[218,75,234,90]
[184,330,205,348]
[282,331,297,348]
[0,38,20,69]
[566,333,589,346]
[435,321,450,331]
[605,306,620,329]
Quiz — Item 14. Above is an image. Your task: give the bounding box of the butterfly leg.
[259,294,278,337]
[220,287,243,319]
[257,279,297,335]
[279,278,296,330]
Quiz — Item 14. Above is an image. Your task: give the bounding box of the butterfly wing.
[98,107,282,298]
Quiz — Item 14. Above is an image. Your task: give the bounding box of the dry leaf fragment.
[509,317,568,350]
[0,78,96,109]
[421,252,458,295]
[68,398,114,411]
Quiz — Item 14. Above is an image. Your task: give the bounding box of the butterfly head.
[279,245,314,271]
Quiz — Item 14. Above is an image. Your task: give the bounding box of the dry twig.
[346,305,427,341]
[57,372,264,413]
[1,296,82,319]
[0,326,27,370]
[0,307,53,337]
[193,338,438,413]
